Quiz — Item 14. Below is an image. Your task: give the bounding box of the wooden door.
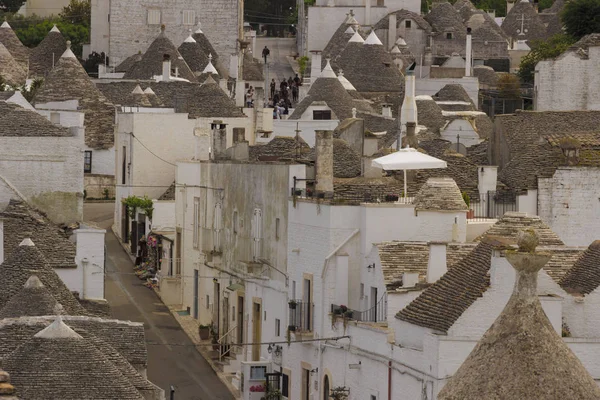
[252,302,262,361]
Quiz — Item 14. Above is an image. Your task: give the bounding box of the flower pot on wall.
[199,326,210,340]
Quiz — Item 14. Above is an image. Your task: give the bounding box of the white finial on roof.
[19,238,35,247]
[396,37,407,46]
[1,20,10,29]
[143,87,156,95]
[61,40,76,58]
[202,53,218,74]
[391,45,401,54]
[321,59,337,78]
[195,23,203,34]
[344,26,355,34]
[347,12,359,26]
[34,316,82,339]
[184,31,196,43]
[364,31,383,45]
[50,24,60,33]
[132,84,145,94]
[349,31,364,43]
[352,108,357,118]
[24,275,44,289]
[338,70,356,91]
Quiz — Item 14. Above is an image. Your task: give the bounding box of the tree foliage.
[562,0,600,39]
[518,34,576,83]
[12,18,89,56]
[0,0,25,13]
[59,0,91,27]
[245,0,296,36]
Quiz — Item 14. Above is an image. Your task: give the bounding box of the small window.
[232,306,236,321]
[371,396,377,400]
[405,20,411,28]
[121,146,127,184]
[313,110,332,120]
[84,151,92,173]
[360,283,365,299]
[250,366,267,380]
[282,374,289,397]
[206,295,210,309]
[275,318,281,336]
[275,217,280,240]
[446,32,453,40]
[182,10,196,25]
[147,9,161,25]
[233,211,238,234]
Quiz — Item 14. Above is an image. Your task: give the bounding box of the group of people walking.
[268,75,301,119]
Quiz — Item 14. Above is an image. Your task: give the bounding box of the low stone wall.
[85,174,115,200]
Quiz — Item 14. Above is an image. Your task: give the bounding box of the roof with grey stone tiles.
[115,52,142,73]
[0,276,63,319]
[0,102,70,137]
[559,241,600,295]
[397,213,564,332]
[373,9,431,31]
[0,42,26,87]
[413,178,469,211]
[425,2,467,38]
[502,0,548,41]
[2,318,144,400]
[33,50,115,150]
[249,136,310,162]
[322,17,366,68]
[0,239,85,316]
[29,28,67,78]
[0,21,29,71]
[0,199,77,269]
[124,28,196,82]
[0,316,147,370]
[377,241,477,287]
[242,52,264,81]
[158,182,176,200]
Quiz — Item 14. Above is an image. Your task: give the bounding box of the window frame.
[84,150,92,173]
[313,110,332,120]
[405,20,412,28]
[147,9,161,25]
[182,10,196,25]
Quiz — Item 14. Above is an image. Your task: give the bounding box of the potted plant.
[288,325,296,332]
[198,324,211,340]
[344,309,354,319]
[462,191,475,219]
[288,300,297,309]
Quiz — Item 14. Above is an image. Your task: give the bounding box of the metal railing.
[288,300,314,332]
[218,324,237,362]
[468,191,517,221]
[331,293,388,324]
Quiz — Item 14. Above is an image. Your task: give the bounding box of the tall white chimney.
[0,218,4,265]
[427,242,447,283]
[465,27,472,77]
[162,54,172,82]
[388,13,397,50]
[365,0,371,26]
[315,130,334,197]
[400,69,417,134]
[310,51,322,83]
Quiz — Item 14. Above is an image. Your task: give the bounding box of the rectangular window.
[147,9,161,25]
[446,32,453,39]
[405,20,411,28]
[275,217,280,240]
[182,10,196,25]
[282,374,289,397]
[313,110,332,120]
[360,283,365,299]
[193,197,200,249]
[121,146,127,184]
[84,151,92,173]
[250,366,267,380]
[275,318,281,336]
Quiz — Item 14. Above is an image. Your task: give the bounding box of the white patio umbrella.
[371,147,447,198]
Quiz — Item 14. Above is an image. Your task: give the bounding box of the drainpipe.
[388,360,392,400]
[81,258,89,299]
[318,229,360,395]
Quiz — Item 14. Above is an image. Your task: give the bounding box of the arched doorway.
[323,375,330,400]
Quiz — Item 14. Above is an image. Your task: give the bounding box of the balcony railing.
[331,293,388,324]
[288,300,314,333]
[468,191,517,221]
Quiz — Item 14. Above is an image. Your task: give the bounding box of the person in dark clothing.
[270,79,276,98]
[273,92,280,105]
[262,46,270,64]
[280,79,287,91]
[288,77,293,86]
[294,73,301,86]
[292,83,299,102]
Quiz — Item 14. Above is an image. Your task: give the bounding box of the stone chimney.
[427,242,448,283]
[50,111,61,125]
[315,130,334,197]
[465,27,472,77]
[406,122,418,149]
[507,0,515,14]
[364,0,371,26]
[403,272,419,288]
[477,166,498,195]
[310,50,322,83]
[0,218,4,265]
[400,69,417,134]
[388,13,397,51]
[382,103,392,118]
[194,127,210,160]
[211,120,227,160]
[162,54,171,82]
[233,127,246,144]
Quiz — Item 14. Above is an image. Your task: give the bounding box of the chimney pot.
[212,122,227,160]
[315,130,334,197]
[406,122,418,148]
[427,242,448,283]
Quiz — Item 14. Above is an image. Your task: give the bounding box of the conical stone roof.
[124,84,152,107]
[0,275,63,318]
[0,20,29,72]
[192,25,220,65]
[502,0,548,42]
[124,26,197,82]
[178,35,210,76]
[0,239,87,316]
[115,51,143,73]
[143,87,163,107]
[321,14,365,69]
[3,317,144,400]
[190,76,245,117]
[0,42,26,87]
[334,40,403,93]
[33,44,115,150]
[438,232,600,400]
[29,25,67,78]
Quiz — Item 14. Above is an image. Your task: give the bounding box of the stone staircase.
[212,345,244,391]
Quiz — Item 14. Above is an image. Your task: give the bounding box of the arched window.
[323,375,330,400]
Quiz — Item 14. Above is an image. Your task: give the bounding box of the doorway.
[252,302,262,361]
[370,287,378,322]
[193,269,199,319]
[301,368,310,400]
[238,296,244,344]
[323,375,330,400]
[213,282,221,334]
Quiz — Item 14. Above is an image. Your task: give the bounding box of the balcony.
[288,300,314,333]
[331,293,388,324]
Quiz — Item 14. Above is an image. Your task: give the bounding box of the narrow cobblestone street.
[84,203,234,400]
